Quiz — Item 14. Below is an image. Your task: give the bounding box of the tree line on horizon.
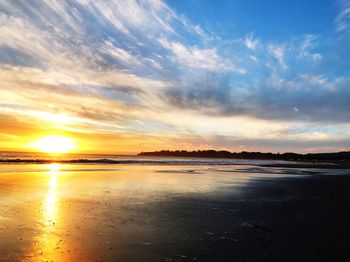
[138,150,350,162]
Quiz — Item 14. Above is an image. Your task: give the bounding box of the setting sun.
[30,135,76,154]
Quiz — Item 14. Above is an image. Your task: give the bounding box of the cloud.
[162,127,350,153]
[159,38,245,73]
[0,0,350,152]
[99,40,141,66]
[268,44,287,69]
[299,74,327,86]
[298,35,322,62]
[164,71,350,123]
[244,33,259,50]
[335,1,350,32]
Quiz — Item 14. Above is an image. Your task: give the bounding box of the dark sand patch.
[133,174,350,262]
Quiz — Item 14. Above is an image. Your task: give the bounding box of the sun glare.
[30,135,76,154]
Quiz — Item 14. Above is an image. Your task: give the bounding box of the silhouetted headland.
[138,150,350,168]
[138,150,350,161]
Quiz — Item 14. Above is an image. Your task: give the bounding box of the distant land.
[138,150,350,163]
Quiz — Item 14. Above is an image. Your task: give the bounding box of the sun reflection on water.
[49,163,60,175]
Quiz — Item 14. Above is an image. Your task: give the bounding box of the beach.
[1,0,349,261]
[1,160,350,261]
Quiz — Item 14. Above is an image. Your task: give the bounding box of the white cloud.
[265,75,300,90]
[0,2,172,92]
[244,33,259,50]
[268,44,287,69]
[99,40,140,65]
[269,45,284,60]
[310,53,322,61]
[159,39,245,73]
[193,24,211,40]
[249,55,258,63]
[335,2,350,32]
[300,74,327,86]
[298,35,322,62]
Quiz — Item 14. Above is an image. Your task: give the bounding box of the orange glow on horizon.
[29,135,77,154]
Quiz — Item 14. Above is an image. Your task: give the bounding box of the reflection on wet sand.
[3,162,339,261]
[1,163,258,261]
[30,164,63,261]
[46,163,58,225]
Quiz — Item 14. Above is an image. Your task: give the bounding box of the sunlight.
[49,163,60,175]
[30,135,76,154]
[35,163,61,260]
[46,164,60,219]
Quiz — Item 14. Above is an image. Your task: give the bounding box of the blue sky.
[0,0,350,153]
[167,0,337,39]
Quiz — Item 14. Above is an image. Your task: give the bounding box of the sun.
[30,135,76,154]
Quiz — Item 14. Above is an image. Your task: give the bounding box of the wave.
[1,156,348,169]
[0,158,244,165]
[0,152,301,166]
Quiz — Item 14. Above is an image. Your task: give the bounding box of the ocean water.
[0,151,293,166]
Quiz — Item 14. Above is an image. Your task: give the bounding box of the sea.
[0,151,292,166]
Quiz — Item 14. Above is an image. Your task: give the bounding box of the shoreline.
[0,158,350,169]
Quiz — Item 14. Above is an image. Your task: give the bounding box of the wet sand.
[1,163,350,261]
[259,162,350,169]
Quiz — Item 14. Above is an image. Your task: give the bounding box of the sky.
[0,0,350,154]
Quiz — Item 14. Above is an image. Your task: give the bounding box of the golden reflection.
[45,164,58,225]
[49,163,60,175]
[33,163,63,261]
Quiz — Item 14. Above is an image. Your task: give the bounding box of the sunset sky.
[1,0,350,154]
